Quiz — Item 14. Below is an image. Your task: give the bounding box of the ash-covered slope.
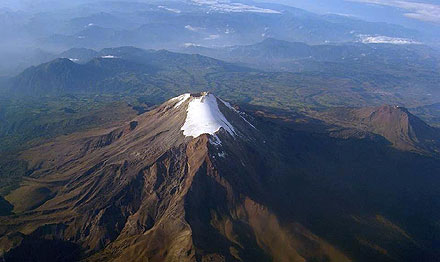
[2,94,440,262]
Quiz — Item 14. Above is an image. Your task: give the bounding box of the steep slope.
[9,57,154,95]
[1,94,440,262]
[59,48,99,64]
[318,105,440,154]
[10,58,92,95]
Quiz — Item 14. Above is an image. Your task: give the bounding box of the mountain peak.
[375,104,409,114]
[169,92,236,138]
[321,104,440,154]
[43,57,76,68]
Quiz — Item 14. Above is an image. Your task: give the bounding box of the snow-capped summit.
[181,92,236,138]
[169,92,236,138]
[166,92,257,139]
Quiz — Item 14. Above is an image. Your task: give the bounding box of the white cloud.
[191,0,281,14]
[183,42,201,47]
[225,27,234,34]
[101,55,118,59]
[348,0,440,23]
[185,25,203,32]
[204,34,220,40]
[358,34,421,44]
[158,5,181,13]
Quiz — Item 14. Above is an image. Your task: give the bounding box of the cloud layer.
[191,0,281,14]
[349,0,440,23]
[358,34,421,44]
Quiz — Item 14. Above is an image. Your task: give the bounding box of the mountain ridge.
[182,37,440,72]
[317,104,440,154]
[7,49,251,96]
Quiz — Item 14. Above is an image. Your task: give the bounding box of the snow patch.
[181,93,236,138]
[209,135,222,146]
[219,98,256,129]
[171,93,191,108]
[101,55,118,59]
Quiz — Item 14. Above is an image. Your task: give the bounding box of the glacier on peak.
[180,92,236,138]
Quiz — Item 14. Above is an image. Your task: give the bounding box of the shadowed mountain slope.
[317,105,440,154]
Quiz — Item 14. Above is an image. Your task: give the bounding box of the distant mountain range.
[181,38,440,72]
[7,47,249,96]
[35,1,422,50]
[0,0,432,77]
[5,41,440,118]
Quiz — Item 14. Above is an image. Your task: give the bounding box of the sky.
[2,0,440,25]
[256,0,440,33]
[2,0,439,32]
[348,0,440,23]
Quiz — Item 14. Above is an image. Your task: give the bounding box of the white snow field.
[181,93,236,138]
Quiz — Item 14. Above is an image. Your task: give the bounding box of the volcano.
[318,105,440,155]
[2,93,440,262]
